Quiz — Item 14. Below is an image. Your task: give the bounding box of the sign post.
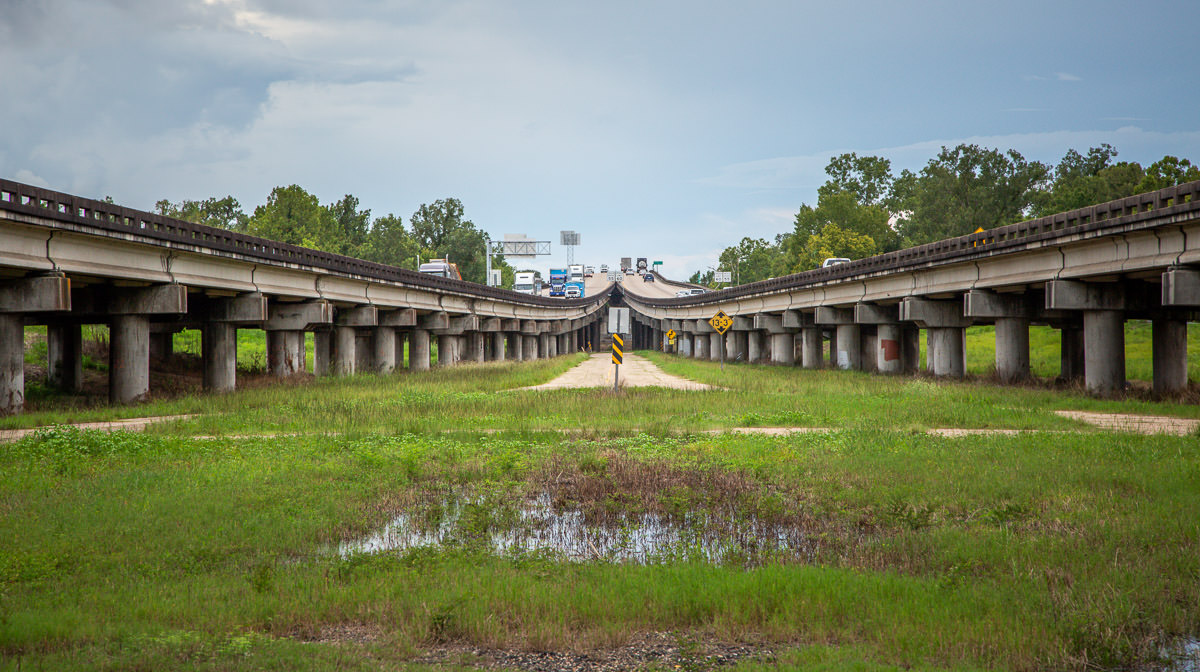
[611,333,623,391]
[708,309,732,371]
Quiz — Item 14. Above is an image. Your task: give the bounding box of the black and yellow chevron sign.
[611,333,623,364]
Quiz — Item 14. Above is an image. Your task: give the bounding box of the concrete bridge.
[620,181,1200,397]
[0,179,610,414]
[2,178,1198,414]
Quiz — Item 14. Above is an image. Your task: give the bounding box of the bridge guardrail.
[634,180,1200,307]
[0,179,610,309]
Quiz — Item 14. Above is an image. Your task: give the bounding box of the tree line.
[692,144,1200,286]
[154,186,515,287]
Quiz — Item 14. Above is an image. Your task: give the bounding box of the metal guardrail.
[0,179,610,309]
[632,180,1200,307]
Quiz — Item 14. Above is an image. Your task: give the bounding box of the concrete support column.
[679,333,692,357]
[1083,310,1125,396]
[202,322,237,392]
[313,331,332,376]
[110,314,150,404]
[374,326,397,373]
[1152,318,1188,395]
[747,331,763,362]
[926,328,966,378]
[695,332,710,359]
[395,331,408,370]
[994,317,1030,383]
[1060,326,1084,382]
[770,333,795,365]
[493,332,507,362]
[355,331,374,373]
[435,335,452,367]
[539,333,551,359]
[875,323,902,374]
[0,315,23,415]
[524,335,539,360]
[902,326,920,374]
[860,329,878,373]
[268,330,306,377]
[332,326,357,376]
[800,328,821,369]
[834,325,861,370]
[509,333,523,361]
[709,333,722,361]
[733,331,748,362]
[410,329,431,371]
[467,332,485,363]
[47,323,83,392]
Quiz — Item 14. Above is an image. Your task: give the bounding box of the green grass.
[3,343,1200,670]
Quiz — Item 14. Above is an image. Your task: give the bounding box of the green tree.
[818,152,894,207]
[793,223,876,272]
[894,144,1050,245]
[688,269,716,287]
[361,213,420,269]
[792,192,897,260]
[245,185,327,249]
[323,194,371,258]
[1136,155,1200,192]
[155,195,247,230]
[717,237,788,285]
[408,198,512,285]
[1031,145,1144,216]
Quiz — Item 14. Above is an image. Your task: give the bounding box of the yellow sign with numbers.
[708,310,732,335]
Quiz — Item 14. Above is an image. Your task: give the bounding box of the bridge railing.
[0,179,609,308]
[634,180,1200,306]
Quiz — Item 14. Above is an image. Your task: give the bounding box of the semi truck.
[514,271,537,295]
[621,257,632,274]
[549,268,568,297]
[636,257,648,274]
[418,258,462,281]
[569,264,584,283]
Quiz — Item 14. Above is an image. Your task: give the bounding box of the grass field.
[4,335,1199,670]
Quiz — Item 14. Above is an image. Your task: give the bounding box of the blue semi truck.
[548,268,568,297]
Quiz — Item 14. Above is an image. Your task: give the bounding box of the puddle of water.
[340,493,818,565]
[1161,638,1200,672]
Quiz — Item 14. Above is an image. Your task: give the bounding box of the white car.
[564,285,582,298]
[675,289,691,297]
[689,288,707,295]
[822,257,851,267]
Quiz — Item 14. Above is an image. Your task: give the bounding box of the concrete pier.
[202,322,237,392]
[1083,310,1125,395]
[493,332,507,361]
[373,326,397,373]
[313,331,331,376]
[926,328,965,378]
[994,317,1030,382]
[747,331,762,362]
[1152,318,1188,395]
[47,323,83,392]
[409,329,431,370]
[110,314,150,404]
[834,325,860,370]
[710,333,723,362]
[0,315,23,414]
[875,323,902,374]
[333,326,357,376]
[770,332,794,365]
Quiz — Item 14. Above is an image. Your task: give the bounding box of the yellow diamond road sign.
[666,328,676,342]
[708,310,732,335]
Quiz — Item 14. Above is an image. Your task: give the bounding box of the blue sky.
[3,0,1198,279]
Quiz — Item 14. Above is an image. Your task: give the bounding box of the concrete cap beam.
[108,284,187,315]
[265,300,333,330]
[336,305,378,327]
[752,313,789,333]
[419,311,449,331]
[480,317,501,332]
[1162,267,1200,306]
[963,289,1032,319]
[502,319,521,331]
[781,309,814,329]
[731,316,753,330]
[206,292,268,324]
[0,273,71,313]
[378,308,416,327]
[899,297,971,328]
[814,306,854,325]
[1045,280,1126,311]
[520,320,539,335]
[854,303,899,325]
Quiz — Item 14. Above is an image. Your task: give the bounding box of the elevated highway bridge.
[2,178,1199,414]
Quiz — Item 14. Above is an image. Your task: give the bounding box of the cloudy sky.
[3,0,1198,279]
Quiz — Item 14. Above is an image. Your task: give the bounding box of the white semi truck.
[514,271,537,294]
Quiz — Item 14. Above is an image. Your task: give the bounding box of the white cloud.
[1055,72,1082,82]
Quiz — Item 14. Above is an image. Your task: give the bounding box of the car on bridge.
[643,273,655,282]
[599,264,608,273]
[675,288,707,297]
[822,257,851,267]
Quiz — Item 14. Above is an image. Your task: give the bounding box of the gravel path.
[521,353,714,391]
